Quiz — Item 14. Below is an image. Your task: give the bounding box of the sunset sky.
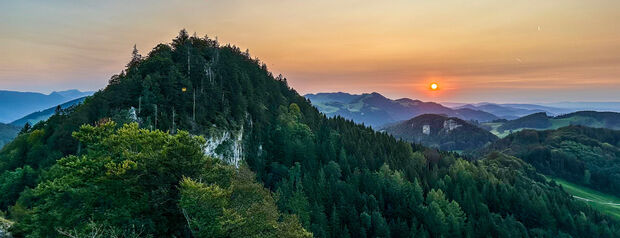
[1,0,619,103]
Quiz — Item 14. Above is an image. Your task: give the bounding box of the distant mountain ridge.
[382,114,498,151]
[543,101,620,112]
[10,96,89,127]
[445,101,620,120]
[0,89,94,123]
[455,103,572,119]
[305,92,499,128]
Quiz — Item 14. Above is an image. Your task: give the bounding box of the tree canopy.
[0,30,618,237]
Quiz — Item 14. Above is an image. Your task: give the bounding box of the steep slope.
[0,90,93,123]
[10,96,88,127]
[305,92,499,128]
[480,126,620,197]
[0,123,19,149]
[382,114,498,151]
[0,30,618,237]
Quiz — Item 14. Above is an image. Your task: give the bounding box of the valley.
[3,0,620,236]
[0,31,618,237]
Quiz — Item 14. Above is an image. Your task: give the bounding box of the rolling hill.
[305,92,499,128]
[450,102,620,120]
[482,111,620,137]
[0,31,617,237]
[479,126,620,197]
[0,89,93,123]
[456,103,569,120]
[382,114,498,151]
[10,96,88,127]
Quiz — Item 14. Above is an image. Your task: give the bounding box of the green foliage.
[180,171,311,238]
[482,126,620,197]
[498,112,552,132]
[7,122,309,237]
[550,176,620,220]
[0,30,618,237]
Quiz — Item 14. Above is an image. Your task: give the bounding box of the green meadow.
[550,177,620,220]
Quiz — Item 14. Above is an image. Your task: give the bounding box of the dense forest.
[497,112,552,132]
[479,126,620,197]
[1,30,619,237]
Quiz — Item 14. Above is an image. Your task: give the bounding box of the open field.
[549,177,620,220]
[482,122,518,138]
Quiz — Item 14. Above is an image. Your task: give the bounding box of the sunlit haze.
[1,0,619,103]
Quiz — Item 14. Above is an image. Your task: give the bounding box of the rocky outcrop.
[0,217,13,238]
[422,125,430,135]
[204,126,244,167]
[442,119,461,132]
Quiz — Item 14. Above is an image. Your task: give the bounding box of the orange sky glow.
[1,0,619,103]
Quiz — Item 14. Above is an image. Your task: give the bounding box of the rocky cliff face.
[442,119,462,132]
[0,217,13,238]
[203,125,246,167]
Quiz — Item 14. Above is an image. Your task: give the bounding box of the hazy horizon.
[6,88,620,105]
[1,0,619,103]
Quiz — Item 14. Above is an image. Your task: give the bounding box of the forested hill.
[1,30,618,237]
[382,114,498,151]
[479,126,620,197]
[497,111,620,133]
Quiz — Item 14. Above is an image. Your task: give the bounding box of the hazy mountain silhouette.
[0,89,93,123]
[305,92,499,128]
[10,96,89,127]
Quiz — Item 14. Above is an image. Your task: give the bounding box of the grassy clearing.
[482,122,517,138]
[549,177,620,220]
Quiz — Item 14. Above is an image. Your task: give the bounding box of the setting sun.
[430,83,439,90]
